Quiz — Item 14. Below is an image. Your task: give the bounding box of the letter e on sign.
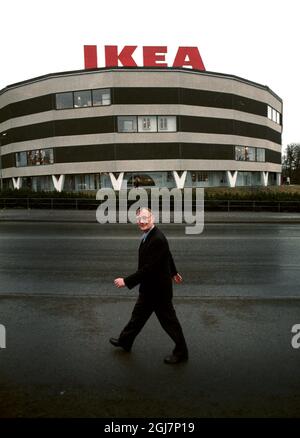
[143,46,168,67]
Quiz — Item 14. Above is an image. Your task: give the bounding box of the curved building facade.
[0,67,282,191]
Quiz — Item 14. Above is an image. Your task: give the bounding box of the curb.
[1,218,300,224]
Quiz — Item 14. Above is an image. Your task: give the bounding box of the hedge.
[1,186,300,201]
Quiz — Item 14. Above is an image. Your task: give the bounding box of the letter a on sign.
[173,47,205,70]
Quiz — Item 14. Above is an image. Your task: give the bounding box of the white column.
[12,177,21,190]
[173,171,187,189]
[226,171,238,188]
[261,171,269,187]
[109,172,124,191]
[276,173,281,186]
[52,175,65,192]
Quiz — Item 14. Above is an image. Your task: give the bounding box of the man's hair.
[136,207,152,215]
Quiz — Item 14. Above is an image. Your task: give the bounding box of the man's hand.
[173,273,183,284]
[114,278,125,288]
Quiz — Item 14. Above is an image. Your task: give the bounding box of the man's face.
[136,209,154,232]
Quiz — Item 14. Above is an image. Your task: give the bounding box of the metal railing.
[204,200,300,212]
[0,198,300,212]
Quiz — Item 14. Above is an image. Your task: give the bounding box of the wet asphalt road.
[1,222,300,417]
[0,222,300,297]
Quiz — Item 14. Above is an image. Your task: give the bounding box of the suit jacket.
[124,226,177,298]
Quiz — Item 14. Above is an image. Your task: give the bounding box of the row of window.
[55,89,281,127]
[56,89,111,109]
[6,171,278,192]
[118,116,177,133]
[267,105,280,125]
[14,145,266,167]
[235,146,265,162]
[16,148,54,167]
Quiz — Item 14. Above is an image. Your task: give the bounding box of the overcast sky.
[1,0,299,150]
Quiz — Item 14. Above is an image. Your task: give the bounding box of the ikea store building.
[0,66,282,192]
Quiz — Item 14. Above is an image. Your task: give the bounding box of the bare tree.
[282,143,300,184]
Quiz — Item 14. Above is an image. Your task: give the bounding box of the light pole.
[0,132,7,191]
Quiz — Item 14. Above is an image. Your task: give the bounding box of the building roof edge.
[0,67,282,102]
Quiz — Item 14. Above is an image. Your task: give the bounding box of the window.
[276,112,280,124]
[236,171,252,187]
[235,146,265,162]
[159,117,168,130]
[27,148,54,166]
[267,104,281,125]
[40,148,54,165]
[75,174,100,190]
[157,116,177,132]
[118,115,176,133]
[256,148,265,162]
[65,174,100,191]
[167,171,174,182]
[235,146,255,161]
[27,150,40,166]
[15,151,27,167]
[92,89,111,106]
[235,146,245,161]
[56,89,111,110]
[31,176,54,192]
[276,110,280,123]
[138,116,157,132]
[56,92,73,109]
[245,147,255,161]
[128,174,155,187]
[197,172,209,182]
[74,90,92,108]
[117,116,137,132]
[16,148,54,167]
[267,105,272,120]
[191,172,209,183]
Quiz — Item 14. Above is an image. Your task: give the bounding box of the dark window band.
[0,87,279,124]
[1,153,15,169]
[180,116,281,144]
[1,143,281,169]
[0,94,54,124]
[0,115,281,146]
[114,87,268,117]
[265,148,281,164]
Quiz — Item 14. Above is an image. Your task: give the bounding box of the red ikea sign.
[84,45,205,70]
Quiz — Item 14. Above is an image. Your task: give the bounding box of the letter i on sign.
[0,324,6,349]
[84,45,98,69]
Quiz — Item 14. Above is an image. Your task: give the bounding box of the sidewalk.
[1,295,300,417]
[1,208,300,223]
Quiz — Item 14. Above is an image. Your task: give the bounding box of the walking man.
[111,207,188,364]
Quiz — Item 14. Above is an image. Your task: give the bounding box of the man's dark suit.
[118,226,188,357]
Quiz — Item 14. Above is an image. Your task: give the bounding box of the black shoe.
[109,338,131,352]
[164,354,188,364]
